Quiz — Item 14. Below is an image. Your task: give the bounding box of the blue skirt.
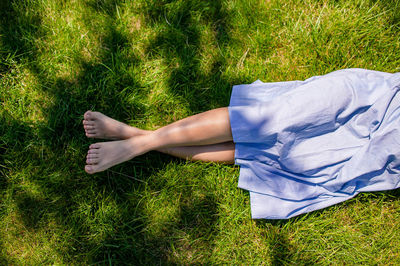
[228,68,400,219]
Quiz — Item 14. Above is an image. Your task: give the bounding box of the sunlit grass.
[1,0,400,264]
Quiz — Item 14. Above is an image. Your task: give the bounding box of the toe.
[89,143,101,149]
[84,125,95,130]
[88,149,99,154]
[83,121,95,126]
[85,165,95,174]
[84,110,93,120]
[87,154,99,159]
[86,133,97,138]
[86,157,100,164]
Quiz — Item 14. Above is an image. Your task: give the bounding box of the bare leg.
[83,108,234,173]
[82,111,235,163]
[158,142,235,163]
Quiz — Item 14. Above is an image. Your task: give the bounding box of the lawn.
[1,0,400,264]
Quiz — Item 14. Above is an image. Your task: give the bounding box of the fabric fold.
[229,68,400,219]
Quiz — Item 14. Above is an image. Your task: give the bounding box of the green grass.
[1,0,400,264]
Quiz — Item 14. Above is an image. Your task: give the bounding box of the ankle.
[121,127,151,139]
[125,133,158,155]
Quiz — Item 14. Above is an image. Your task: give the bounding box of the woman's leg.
[82,110,235,163]
[83,108,234,173]
[157,142,235,163]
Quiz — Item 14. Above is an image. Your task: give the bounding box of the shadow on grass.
[1,0,400,263]
[0,241,12,266]
[377,0,400,32]
[0,0,227,263]
[269,231,307,265]
[143,0,233,112]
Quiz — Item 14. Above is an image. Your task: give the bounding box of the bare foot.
[85,138,147,174]
[83,111,148,140]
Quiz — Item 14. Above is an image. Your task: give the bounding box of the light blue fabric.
[228,68,400,219]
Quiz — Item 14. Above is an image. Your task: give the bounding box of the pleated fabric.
[228,68,400,219]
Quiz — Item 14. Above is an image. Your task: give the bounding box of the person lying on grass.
[83,68,400,219]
